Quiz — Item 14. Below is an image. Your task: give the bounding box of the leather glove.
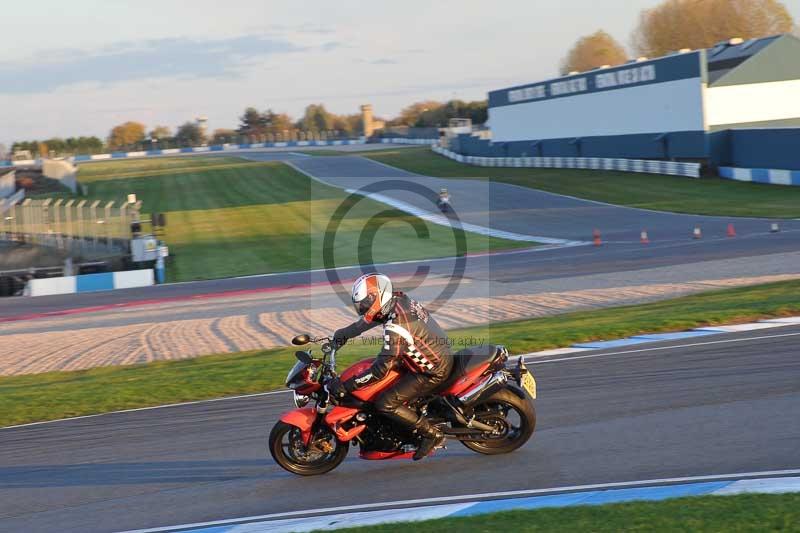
[327,377,349,401]
[332,329,348,349]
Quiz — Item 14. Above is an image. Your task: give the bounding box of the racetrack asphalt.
[1,326,798,532]
[2,152,800,320]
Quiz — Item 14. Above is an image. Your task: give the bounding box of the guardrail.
[24,269,154,297]
[432,145,701,178]
[380,138,439,145]
[718,166,800,186]
[0,138,368,167]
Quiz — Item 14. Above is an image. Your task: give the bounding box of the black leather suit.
[336,293,454,428]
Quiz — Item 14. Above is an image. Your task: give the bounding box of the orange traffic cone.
[693,227,702,239]
[593,229,602,246]
[727,223,736,237]
[640,230,650,244]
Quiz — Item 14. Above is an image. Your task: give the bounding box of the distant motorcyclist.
[327,273,453,460]
[436,188,450,213]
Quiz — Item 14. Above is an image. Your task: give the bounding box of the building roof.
[706,34,799,85]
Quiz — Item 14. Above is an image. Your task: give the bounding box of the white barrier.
[25,276,77,297]
[24,269,154,297]
[431,145,701,178]
[113,269,155,289]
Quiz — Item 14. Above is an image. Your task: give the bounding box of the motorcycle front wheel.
[269,421,349,476]
[461,389,536,455]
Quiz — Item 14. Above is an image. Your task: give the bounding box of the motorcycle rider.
[327,273,453,460]
[437,188,450,212]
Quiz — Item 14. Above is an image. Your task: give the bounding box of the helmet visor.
[353,293,375,316]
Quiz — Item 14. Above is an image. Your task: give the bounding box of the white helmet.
[352,273,393,323]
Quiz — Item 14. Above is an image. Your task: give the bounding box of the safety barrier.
[432,145,701,178]
[718,166,800,186]
[0,139,368,167]
[24,269,154,297]
[380,138,439,145]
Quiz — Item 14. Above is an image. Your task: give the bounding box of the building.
[454,34,800,164]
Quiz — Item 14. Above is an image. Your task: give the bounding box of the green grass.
[68,156,528,281]
[2,279,798,427]
[366,147,800,218]
[327,493,800,532]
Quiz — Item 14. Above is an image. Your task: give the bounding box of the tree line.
[560,0,795,74]
[8,98,489,157]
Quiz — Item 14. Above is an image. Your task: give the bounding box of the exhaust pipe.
[457,371,507,406]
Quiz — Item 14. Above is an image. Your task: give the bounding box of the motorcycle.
[437,196,451,213]
[268,333,537,476]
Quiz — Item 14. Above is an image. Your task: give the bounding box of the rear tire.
[461,389,536,455]
[269,421,348,476]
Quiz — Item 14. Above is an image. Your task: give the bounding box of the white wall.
[113,269,154,289]
[705,79,800,127]
[25,276,77,297]
[489,78,705,141]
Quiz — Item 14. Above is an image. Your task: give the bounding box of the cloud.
[0,35,305,94]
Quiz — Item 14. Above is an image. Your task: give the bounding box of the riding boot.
[412,416,445,461]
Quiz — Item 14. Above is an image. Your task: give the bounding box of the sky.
[1,0,798,145]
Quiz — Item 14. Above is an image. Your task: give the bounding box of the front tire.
[461,389,536,455]
[269,421,348,476]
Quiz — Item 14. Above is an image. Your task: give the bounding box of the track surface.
[1,327,798,532]
[2,153,800,320]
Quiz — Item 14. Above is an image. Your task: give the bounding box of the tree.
[632,0,794,58]
[211,128,237,144]
[560,30,627,74]
[107,121,146,151]
[175,122,205,147]
[396,101,444,127]
[149,125,172,140]
[300,104,335,132]
[238,107,267,136]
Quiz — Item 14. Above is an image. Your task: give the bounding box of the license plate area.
[521,372,537,399]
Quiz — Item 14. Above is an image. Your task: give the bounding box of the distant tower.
[196,115,208,139]
[360,104,374,138]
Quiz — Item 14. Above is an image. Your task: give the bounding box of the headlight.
[293,392,310,408]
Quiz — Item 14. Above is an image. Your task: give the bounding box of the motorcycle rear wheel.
[461,389,536,455]
[269,421,349,476]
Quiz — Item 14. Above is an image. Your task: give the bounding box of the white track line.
[525,330,800,365]
[122,468,800,532]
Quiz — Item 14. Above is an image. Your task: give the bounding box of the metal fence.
[0,198,137,255]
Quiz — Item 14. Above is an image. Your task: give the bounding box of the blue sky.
[1,0,797,145]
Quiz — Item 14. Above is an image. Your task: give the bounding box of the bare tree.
[560,30,628,75]
[632,0,794,58]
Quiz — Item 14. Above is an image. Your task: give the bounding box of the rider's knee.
[373,395,397,415]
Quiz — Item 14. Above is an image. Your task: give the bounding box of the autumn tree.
[211,128,237,144]
[107,121,146,150]
[300,104,335,133]
[149,125,172,140]
[632,0,794,58]
[395,101,444,127]
[175,122,205,147]
[560,30,628,74]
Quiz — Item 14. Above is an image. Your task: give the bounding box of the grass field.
[366,147,800,218]
[70,156,527,281]
[2,278,798,427]
[329,493,800,532]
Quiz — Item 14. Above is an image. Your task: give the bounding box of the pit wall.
[24,269,154,297]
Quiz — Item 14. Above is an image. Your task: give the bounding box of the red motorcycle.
[269,333,537,476]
